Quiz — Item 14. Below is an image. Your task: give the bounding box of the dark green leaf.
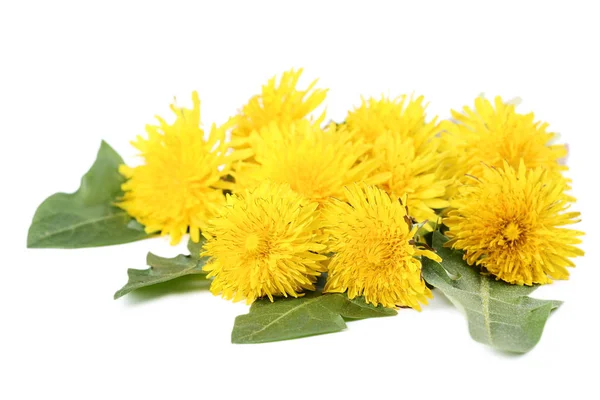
[422,231,562,354]
[231,292,397,344]
[114,238,209,299]
[339,296,398,319]
[27,141,151,248]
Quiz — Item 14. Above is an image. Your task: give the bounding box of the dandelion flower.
[371,132,450,224]
[345,95,438,150]
[345,95,450,223]
[231,68,327,147]
[444,161,584,285]
[118,92,251,244]
[322,183,441,310]
[201,181,327,304]
[441,96,567,181]
[234,120,389,204]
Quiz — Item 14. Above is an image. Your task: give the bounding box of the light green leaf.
[114,238,209,299]
[186,237,204,258]
[27,141,151,248]
[422,231,562,354]
[231,293,397,344]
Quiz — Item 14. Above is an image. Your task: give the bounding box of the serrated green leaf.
[27,141,151,248]
[231,293,397,344]
[114,238,209,299]
[422,232,562,354]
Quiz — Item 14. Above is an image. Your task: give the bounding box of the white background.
[2,1,599,399]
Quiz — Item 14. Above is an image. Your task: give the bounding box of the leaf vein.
[480,277,493,346]
[236,296,327,342]
[32,211,132,243]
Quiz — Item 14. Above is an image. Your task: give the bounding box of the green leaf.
[422,232,562,354]
[187,236,205,258]
[339,296,398,319]
[27,141,151,248]
[231,292,397,344]
[114,238,209,299]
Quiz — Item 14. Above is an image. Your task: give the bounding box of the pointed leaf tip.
[114,238,209,299]
[27,140,151,248]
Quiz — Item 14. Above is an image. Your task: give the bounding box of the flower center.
[245,234,261,252]
[363,239,400,267]
[503,222,521,242]
[366,250,383,266]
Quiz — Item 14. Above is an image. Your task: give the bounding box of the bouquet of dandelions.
[27,69,584,352]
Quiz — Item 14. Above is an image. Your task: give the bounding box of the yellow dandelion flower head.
[444,160,584,285]
[441,96,567,180]
[345,95,439,148]
[231,68,327,146]
[322,183,441,310]
[201,180,327,304]
[372,131,451,223]
[234,120,390,204]
[118,92,251,245]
